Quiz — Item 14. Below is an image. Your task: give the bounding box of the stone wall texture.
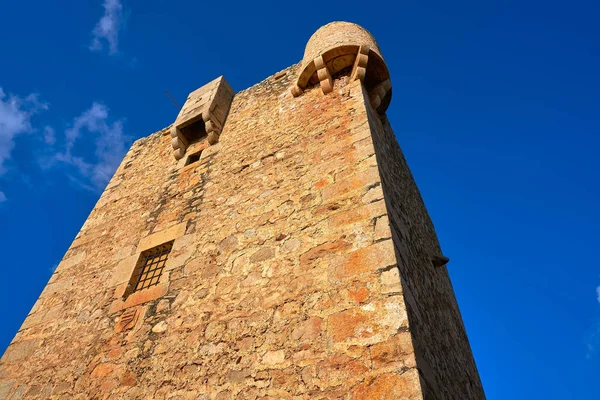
[0,23,484,400]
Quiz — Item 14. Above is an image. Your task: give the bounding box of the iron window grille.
[124,241,174,297]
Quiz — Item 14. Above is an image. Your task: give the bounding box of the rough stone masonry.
[0,22,485,399]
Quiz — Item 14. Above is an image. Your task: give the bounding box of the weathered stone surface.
[350,371,423,399]
[370,331,416,368]
[327,299,408,346]
[374,214,392,240]
[0,380,14,398]
[0,21,483,400]
[261,350,285,366]
[136,222,187,252]
[380,266,402,294]
[328,240,397,282]
[109,254,139,287]
[317,354,368,387]
[2,340,38,363]
[364,81,485,397]
[250,247,275,263]
[151,321,167,333]
[56,251,86,272]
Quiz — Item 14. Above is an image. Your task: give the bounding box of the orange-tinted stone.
[328,200,386,227]
[299,239,350,267]
[314,177,330,189]
[370,331,415,368]
[329,240,396,281]
[91,363,118,378]
[291,317,323,343]
[348,286,370,303]
[317,354,368,386]
[107,347,123,359]
[100,378,119,392]
[120,372,137,387]
[350,371,422,399]
[327,309,370,343]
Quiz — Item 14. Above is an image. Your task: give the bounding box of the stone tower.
[0,22,485,399]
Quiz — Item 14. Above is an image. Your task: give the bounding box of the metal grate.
[125,241,173,296]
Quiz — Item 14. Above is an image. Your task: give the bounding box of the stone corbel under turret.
[171,76,235,160]
[350,45,369,82]
[369,79,392,111]
[292,45,391,114]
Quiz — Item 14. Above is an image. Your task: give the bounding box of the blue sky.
[1,0,599,398]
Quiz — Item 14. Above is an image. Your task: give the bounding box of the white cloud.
[89,0,124,55]
[586,320,600,359]
[65,102,108,152]
[43,126,55,145]
[0,87,127,195]
[0,87,47,174]
[585,287,600,358]
[54,102,129,191]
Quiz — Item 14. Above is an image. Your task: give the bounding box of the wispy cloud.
[586,320,600,359]
[89,0,124,55]
[0,87,128,197]
[585,285,600,358]
[0,87,48,174]
[43,126,55,145]
[52,102,129,191]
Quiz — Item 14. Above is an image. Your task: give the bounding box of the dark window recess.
[124,241,173,297]
[180,119,206,145]
[185,150,202,166]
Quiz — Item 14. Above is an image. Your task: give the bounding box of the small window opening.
[180,119,206,145]
[185,150,203,166]
[124,241,173,297]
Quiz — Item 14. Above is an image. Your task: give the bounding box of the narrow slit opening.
[185,150,203,166]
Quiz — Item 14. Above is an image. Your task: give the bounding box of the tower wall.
[0,22,484,400]
[364,86,485,398]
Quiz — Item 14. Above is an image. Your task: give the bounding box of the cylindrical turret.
[302,22,383,66]
[292,22,392,114]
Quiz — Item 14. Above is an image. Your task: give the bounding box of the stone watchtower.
[0,22,485,399]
